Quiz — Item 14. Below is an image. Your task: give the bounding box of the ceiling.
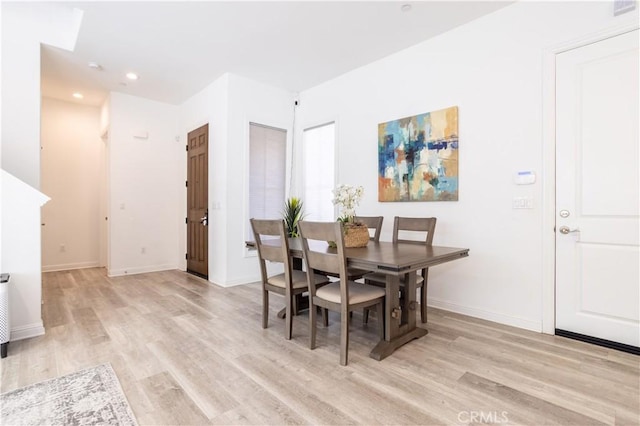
[40,1,513,106]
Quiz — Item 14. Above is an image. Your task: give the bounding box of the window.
[302,122,335,221]
[249,123,286,238]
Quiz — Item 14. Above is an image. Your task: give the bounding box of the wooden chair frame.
[327,216,384,281]
[251,218,308,340]
[365,216,437,323]
[299,221,385,366]
[354,215,384,242]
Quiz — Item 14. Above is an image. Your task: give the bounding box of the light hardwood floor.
[1,268,638,425]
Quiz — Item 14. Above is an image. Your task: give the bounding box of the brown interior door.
[187,124,208,278]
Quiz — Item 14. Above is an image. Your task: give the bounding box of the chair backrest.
[392,216,437,246]
[298,221,348,296]
[250,219,292,285]
[354,216,384,242]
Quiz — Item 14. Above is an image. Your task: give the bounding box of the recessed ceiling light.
[126,72,138,80]
[88,61,102,70]
[72,93,84,99]
[401,4,412,12]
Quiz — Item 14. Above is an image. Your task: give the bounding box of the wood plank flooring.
[1,268,638,425]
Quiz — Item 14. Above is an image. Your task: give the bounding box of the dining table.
[253,238,470,361]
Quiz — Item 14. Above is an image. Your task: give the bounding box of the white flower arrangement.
[331,184,364,223]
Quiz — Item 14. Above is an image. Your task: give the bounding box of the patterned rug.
[1,363,138,425]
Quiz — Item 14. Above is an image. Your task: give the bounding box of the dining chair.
[298,220,385,366]
[363,216,437,324]
[344,216,384,280]
[251,218,330,340]
[315,216,384,284]
[354,216,384,242]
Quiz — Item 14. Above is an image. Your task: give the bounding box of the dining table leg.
[277,257,307,319]
[277,294,309,318]
[369,271,427,360]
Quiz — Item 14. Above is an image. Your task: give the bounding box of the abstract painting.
[378,106,458,202]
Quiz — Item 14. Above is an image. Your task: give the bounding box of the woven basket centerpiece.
[343,222,369,248]
[332,183,367,247]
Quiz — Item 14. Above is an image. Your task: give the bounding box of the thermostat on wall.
[514,171,536,185]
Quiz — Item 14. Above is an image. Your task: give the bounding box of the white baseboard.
[10,322,45,341]
[215,275,260,287]
[107,263,177,277]
[221,279,256,288]
[428,297,542,333]
[42,261,100,272]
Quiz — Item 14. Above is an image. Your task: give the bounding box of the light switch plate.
[513,196,533,209]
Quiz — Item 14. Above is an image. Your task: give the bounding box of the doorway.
[554,30,639,352]
[186,124,209,278]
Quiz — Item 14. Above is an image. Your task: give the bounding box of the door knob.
[559,226,579,234]
[200,211,208,226]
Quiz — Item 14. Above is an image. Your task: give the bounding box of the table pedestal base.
[277,294,309,319]
[369,327,428,361]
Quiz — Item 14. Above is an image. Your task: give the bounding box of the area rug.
[1,363,138,425]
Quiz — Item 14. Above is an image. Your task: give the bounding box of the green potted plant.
[282,197,304,237]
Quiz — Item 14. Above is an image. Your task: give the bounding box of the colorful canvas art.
[378,106,458,202]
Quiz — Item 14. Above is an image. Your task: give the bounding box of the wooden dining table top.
[257,238,469,276]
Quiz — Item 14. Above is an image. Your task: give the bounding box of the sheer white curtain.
[303,122,335,221]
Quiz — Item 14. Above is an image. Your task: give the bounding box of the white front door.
[555,29,639,349]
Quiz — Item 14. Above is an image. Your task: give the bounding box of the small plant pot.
[342,222,369,248]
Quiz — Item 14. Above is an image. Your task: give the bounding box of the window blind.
[249,123,286,237]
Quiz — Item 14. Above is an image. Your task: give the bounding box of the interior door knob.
[559,226,579,234]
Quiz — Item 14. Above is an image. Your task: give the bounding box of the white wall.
[1,171,49,340]
[0,2,81,340]
[225,74,296,285]
[179,74,230,284]
[107,92,182,276]
[41,97,102,271]
[294,1,639,332]
[1,8,40,189]
[1,3,82,188]
[178,73,294,286]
